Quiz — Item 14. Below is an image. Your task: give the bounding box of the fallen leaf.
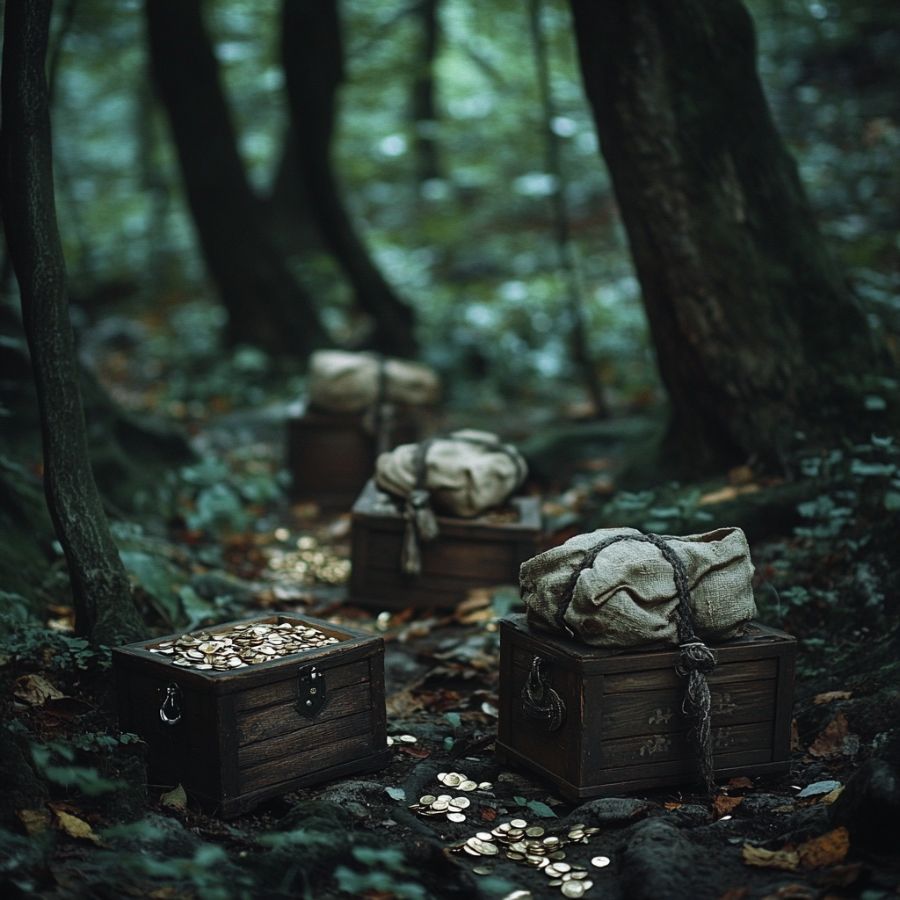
[480,807,498,822]
[797,827,849,869]
[741,843,800,871]
[718,889,748,900]
[663,801,683,810]
[17,808,50,836]
[397,745,430,759]
[698,483,760,506]
[713,795,744,817]
[813,690,852,705]
[53,809,100,844]
[14,674,65,706]
[385,786,406,802]
[728,776,753,790]
[797,779,841,799]
[160,784,188,811]
[808,712,857,759]
[820,786,844,805]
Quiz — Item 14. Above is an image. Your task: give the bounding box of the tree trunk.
[0,0,143,645]
[569,0,881,472]
[145,0,326,356]
[281,0,418,358]
[411,0,441,184]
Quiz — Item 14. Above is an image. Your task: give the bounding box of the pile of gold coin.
[437,772,493,792]
[408,794,474,824]
[266,535,350,586]
[453,818,611,897]
[149,621,340,670]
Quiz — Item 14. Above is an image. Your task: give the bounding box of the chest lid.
[500,613,795,677]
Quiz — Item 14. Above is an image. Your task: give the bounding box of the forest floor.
[2,369,900,900]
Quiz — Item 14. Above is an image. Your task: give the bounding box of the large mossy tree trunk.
[411,0,441,184]
[569,0,881,472]
[281,0,417,358]
[0,0,142,645]
[145,0,326,356]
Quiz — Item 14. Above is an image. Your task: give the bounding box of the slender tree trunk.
[0,0,143,645]
[411,0,441,184]
[527,0,608,418]
[145,0,326,356]
[569,0,881,471]
[281,0,418,358]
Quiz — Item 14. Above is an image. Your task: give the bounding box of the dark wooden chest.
[496,614,795,800]
[287,405,419,509]
[348,480,544,610]
[113,614,389,817]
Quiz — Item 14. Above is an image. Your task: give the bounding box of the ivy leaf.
[526,800,557,818]
[385,786,406,801]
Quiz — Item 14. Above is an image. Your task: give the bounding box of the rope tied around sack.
[399,433,527,576]
[557,531,718,792]
[364,353,395,455]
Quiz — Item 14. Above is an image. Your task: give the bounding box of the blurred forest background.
[1,0,899,896]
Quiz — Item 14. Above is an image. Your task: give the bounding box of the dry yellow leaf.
[160,783,188,811]
[14,673,65,706]
[813,690,852,705]
[741,843,800,871]
[54,809,100,844]
[809,712,854,759]
[17,807,50,836]
[797,827,849,869]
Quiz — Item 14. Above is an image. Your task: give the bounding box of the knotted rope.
[557,531,718,792]
[399,433,527,576]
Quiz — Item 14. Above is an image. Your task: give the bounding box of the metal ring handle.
[521,656,565,733]
[159,683,183,726]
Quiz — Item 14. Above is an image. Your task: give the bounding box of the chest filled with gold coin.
[113,614,389,816]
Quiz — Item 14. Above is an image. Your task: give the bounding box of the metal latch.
[159,682,183,726]
[296,665,327,718]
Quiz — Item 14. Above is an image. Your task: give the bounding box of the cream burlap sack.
[375,430,528,575]
[308,350,440,414]
[375,429,527,518]
[522,526,756,648]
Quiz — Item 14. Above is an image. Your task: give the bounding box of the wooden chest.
[112,614,389,817]
[496,614,795,800]
[348,480,543,610]
[287,405,420,508]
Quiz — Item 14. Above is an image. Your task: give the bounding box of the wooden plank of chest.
[234,658,371,713]
[362,530,521,573]
[593,679,776,739]
[237,679,372,745]
[238,732,373,793]
[595,720,773,770]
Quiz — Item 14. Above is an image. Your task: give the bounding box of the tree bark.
[411,0,441,184]
[0,0,143,645]
[145,0,326,356]
[569,0,881,471]
[281,0,418,358]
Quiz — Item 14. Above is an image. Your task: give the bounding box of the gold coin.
[419,795,436,805]
[431,800,449,812]
[561,883,585,898]
[472,866,493,876]
[476,832,494,842]
[478,782,493,790]
[449,797,470,810]
[590,856,611,868]
[442,773,462,787]
[459,780,478,792]
[510,818,528,829]
[554,862,571,873]
[447,812,466,823]
[525,826,544,837]
[506,852,525,861]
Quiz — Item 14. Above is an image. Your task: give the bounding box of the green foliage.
[30,742,126,796]
[334,845,428,900]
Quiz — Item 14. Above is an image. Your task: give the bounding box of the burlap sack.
[522,526,756,648]
[375,429,527,518]
[308,350,441,414]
